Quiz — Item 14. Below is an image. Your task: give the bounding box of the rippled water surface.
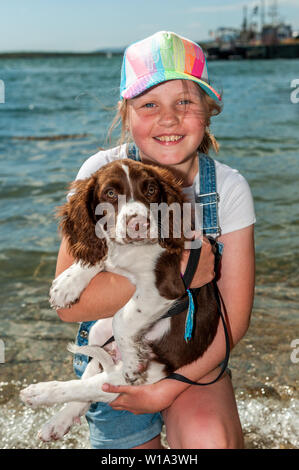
[0,56,298,448]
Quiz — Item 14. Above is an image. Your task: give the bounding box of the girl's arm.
[55,236,136,322]
[104,224,255,414]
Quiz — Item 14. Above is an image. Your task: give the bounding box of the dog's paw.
[38,413,80,442]
[38,419,72,442]
[49,266,81,309]
[124,374,145,386]
[20,381,61,408]
[123,365,146,386]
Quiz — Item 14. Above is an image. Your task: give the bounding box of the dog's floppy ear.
[153,167,186,254]
[57,174,107,265]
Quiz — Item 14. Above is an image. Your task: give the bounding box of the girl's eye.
[144,103,155,108]
[179,99,191,105]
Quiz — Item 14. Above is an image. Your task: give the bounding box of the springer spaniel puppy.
[20,158,220,442]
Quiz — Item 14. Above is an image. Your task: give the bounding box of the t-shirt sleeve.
[218,168,256,235]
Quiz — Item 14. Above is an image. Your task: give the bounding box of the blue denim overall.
[73,146,222,449]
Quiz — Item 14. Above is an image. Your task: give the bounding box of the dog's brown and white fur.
[20,158,220,441]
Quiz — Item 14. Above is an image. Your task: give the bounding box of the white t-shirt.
[68,144,256,236]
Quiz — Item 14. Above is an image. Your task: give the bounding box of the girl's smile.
[154,134,184,144]
[126,80,207,184]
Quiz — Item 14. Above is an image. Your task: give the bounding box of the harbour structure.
[204,0,299,59]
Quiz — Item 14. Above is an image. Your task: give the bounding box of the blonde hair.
[108,83,222,154]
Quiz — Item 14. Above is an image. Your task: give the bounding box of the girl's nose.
[158,106,180,127]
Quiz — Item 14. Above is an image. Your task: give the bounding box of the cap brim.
[121,71,221,102]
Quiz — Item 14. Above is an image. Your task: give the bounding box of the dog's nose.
[126,214,150,239]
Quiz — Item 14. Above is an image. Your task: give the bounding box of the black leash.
[163,239,231,386]
[160,246,202,320]
[165,281,231,387]
[101,334,115,348]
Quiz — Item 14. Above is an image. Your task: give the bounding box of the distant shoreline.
[0,51,123,59]
[1,42,299,60]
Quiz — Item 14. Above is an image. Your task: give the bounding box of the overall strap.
[196,153,221,237]
[77,321,97,347]
[127,143,141,161]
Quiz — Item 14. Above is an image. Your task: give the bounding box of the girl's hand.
[102,379,187,415]
[180,236,215,288]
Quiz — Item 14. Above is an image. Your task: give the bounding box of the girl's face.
[126,80,207,182]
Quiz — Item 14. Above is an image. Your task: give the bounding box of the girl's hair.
[108,84,222,154]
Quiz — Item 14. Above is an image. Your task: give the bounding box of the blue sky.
[1,0,299,52]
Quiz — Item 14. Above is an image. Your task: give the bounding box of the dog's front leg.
[49,261,104,309]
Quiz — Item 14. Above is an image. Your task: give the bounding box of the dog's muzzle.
[116,202,158,244]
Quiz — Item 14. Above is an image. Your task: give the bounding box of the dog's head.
[58,158,188,265]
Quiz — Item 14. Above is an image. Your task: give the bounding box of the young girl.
[55,31,255,449]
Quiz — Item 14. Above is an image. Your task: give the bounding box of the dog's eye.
[146,183,158,198]
[105,188,117,199]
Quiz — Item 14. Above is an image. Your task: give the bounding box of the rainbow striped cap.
[120,31,221,102]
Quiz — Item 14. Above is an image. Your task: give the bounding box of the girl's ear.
[57,175,107,266]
